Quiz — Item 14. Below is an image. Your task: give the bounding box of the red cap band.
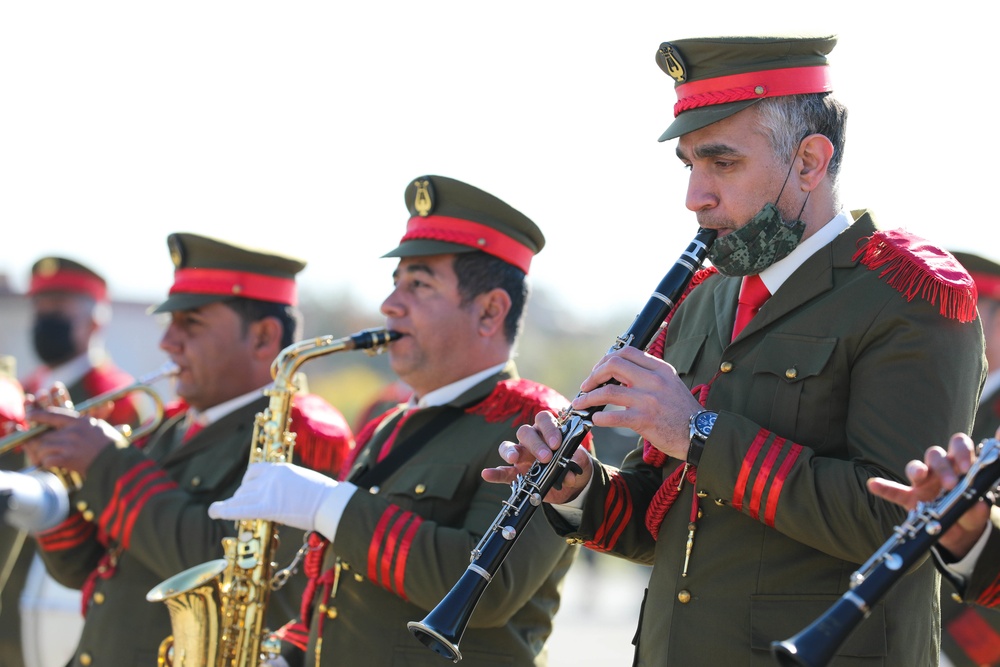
[674,65,832,116]
[401,215,535,273]
[970,271,1000,301]
[29,271,107,301]
[170,268,298,305]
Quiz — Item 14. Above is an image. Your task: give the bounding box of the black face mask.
[32,314,77,366]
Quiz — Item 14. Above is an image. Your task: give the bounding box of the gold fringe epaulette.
[853,229,978,323]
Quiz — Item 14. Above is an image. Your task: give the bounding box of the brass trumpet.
[0,362,177,487]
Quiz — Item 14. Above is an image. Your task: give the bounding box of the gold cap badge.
[413,179,434,217]
[657,43,686,83]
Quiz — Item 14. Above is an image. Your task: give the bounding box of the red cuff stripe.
[947,606,1000,665]
[170,267,298,306]
[103,465,174,540]
[402,215,535,273]
[119,480,178,548]
[733,429,769,511]
[380,511,413,592]
[976,576,1000,608]
[368,505,400,581]
[749,437,784,520]
[100,459,157,533]
[764,443,802,527]
[592,473,632,551]
[393,517,423,600]
[37,515,95,551]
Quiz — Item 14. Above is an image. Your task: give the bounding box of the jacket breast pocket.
[665,334,708,378]
[750,334,837,438]
[389,464,467,504]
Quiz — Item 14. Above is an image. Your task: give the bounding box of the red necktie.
[732,274,771,341]
[181,420,205,443]
[375,408,416,462]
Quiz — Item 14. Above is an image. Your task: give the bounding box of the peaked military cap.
[28,256,108,302]
[382,175,544,274]
[951,251,1000,302]
[656,34,837,141]
[152,232,307,313]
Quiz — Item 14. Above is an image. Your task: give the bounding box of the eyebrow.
[676,142,745,161]
[392,262,435,281]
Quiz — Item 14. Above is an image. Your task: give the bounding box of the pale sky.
[1,2,991,324]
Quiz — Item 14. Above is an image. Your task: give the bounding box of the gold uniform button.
[326,607,338,619]
[76,500,88,513]
[369,486,380,494]
[951,592,964,604]
[696,491,708,498]
[414,484,426,494]
[677,590,692,604]
[720,361,733,373]
[354,573,364,582]
[79,653,93,666]
[754,85,765,95]
[190,476,202,487]
[93,592,105,604]
[82,510,95,522]
[785,367,797,380]
[715,498,727,507]
[565,537,583,545]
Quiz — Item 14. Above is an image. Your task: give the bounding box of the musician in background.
[1,257,141,667]
[934,252,1000,667]
[487,35,986,665]
[210,175,579,666]
[20,234,355,667]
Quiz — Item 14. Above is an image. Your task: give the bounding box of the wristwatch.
[687,410,717,467]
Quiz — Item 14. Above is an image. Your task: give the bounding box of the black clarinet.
[772,438,1000,667]
[408,226,717,662]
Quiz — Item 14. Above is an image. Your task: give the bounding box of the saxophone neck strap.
[350,406,464,488]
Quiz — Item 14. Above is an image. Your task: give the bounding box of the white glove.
[261,656,289,667]
[208,462,337,533]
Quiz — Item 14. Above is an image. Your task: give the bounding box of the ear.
[795,133,835,192]
[475,288,512,338]
[247,316,284,360]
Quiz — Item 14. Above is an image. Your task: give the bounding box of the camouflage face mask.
[707,202,806,277]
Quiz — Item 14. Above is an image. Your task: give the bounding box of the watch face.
[695,411,717,436]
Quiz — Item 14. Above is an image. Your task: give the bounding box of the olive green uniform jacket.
[34,393,353,667]
[0,361,137,667]
[294,362,577,667]
[547,211,985,666]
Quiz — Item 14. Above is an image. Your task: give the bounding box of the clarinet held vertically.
[771,438,1000,667]
[408,226,717,662]
[147,328,399,667]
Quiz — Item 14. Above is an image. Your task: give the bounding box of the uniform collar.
[758,211,851,294]
[411,361,509,409]
[186,384,268,429]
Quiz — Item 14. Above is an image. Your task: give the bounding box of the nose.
[685,169,718,213]
[159,321,180,355]
[380,287,404,319]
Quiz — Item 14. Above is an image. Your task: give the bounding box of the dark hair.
[756,93,848,182]
[223,298,302,349]
[452,251,529,344]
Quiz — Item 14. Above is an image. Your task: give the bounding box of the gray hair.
[755,93,848,186]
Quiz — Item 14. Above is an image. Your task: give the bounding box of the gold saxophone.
[146,328,399,667]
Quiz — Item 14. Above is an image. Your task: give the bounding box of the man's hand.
[22,408,122,474]
[482,410,593,506]
[572,346,702,461]
[208,462,338,533]
[867,433,991,558]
